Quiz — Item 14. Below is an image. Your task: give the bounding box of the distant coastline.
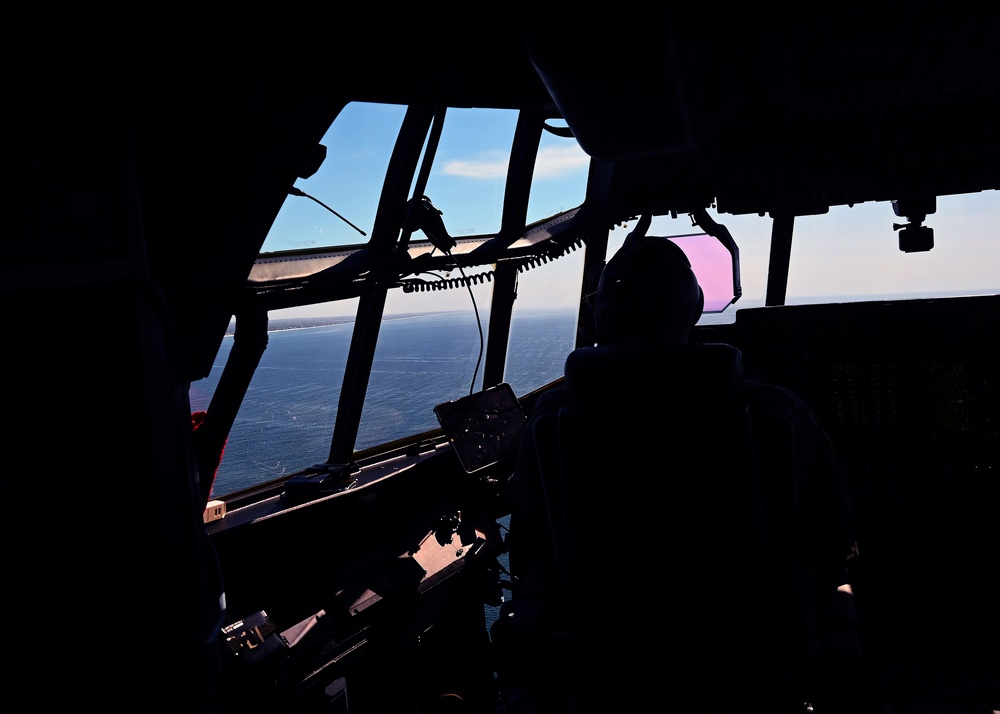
[224,311,458,336]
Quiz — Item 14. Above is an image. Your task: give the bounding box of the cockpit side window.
[783,194,1000,304]
[710,192,1000,319]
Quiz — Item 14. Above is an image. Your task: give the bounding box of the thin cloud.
[442,145,590,180]
[442,151,509,178]
[532,145,591,179]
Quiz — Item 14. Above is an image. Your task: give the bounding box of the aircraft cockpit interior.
[5,4,1000,713]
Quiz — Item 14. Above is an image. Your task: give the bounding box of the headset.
[592,236,704,342]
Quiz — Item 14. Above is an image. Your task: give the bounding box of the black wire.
[398,237,585,389]
[446,252,485,396]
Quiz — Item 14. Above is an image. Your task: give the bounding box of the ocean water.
[190,308,579,497]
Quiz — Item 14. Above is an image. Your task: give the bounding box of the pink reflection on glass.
[667,233,736,313]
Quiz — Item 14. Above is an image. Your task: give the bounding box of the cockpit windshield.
[193,96,1000,502]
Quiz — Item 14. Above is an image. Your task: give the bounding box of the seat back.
[744,379,864,710]
[534,343,793,712]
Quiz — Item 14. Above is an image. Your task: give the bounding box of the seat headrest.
[564,343,743,402]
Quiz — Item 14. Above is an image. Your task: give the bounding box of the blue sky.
[263,103,1000,320]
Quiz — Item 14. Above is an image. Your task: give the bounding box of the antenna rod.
[288,187,367,236]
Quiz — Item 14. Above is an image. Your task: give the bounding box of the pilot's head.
[591,232,704,347]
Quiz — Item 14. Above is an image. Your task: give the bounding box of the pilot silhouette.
[585,213,704,347]
[496,215,863,713]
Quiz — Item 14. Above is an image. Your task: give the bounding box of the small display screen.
[434,383,527,473]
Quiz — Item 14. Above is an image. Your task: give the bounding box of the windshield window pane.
[786,194,1000,303]
[190,316,354,498]
[357,307,491,450]
[506,245,586,397]
[710,192,1000,318]
[526,120,589,224]
[421,108,518,239]
[260,102,405,253]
